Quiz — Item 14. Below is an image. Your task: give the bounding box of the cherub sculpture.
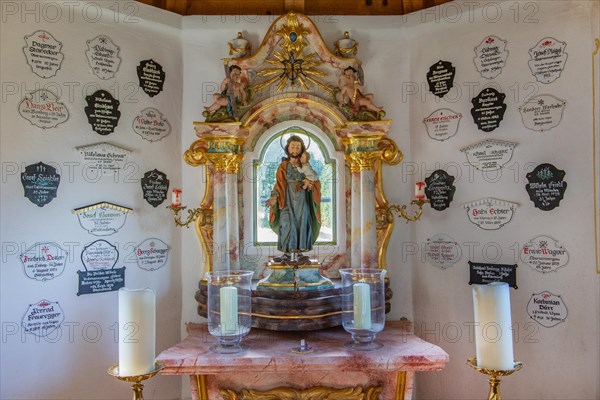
[203,65,249,121]
[336,66,384,121]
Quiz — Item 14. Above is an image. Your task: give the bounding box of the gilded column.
[344,133,383,269]
[203,135,244,272]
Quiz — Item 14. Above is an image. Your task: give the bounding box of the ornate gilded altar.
[175,12,428,330]
[157,12,446,400]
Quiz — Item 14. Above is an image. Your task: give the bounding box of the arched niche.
[241,119,347,279]
[240,94,346,153]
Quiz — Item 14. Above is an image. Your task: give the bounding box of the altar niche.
[248,125,342,275]
[253,127,337,248]
[245,124,340,300]
[185,12,402,330]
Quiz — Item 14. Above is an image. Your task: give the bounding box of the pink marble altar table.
[157,321,449,400]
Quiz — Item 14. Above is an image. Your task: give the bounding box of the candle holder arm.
[166,204,203,228]
[387,198,430,223]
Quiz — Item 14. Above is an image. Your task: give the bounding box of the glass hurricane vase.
[206,270,253,354]
[339,268,387,351]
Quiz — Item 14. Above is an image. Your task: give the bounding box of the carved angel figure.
[337,66,382,114]
[204,65,249,118]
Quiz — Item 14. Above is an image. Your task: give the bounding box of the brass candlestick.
[107,362,164,400]
[467,357,523,400]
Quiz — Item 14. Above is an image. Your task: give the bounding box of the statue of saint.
[265,135,321,262]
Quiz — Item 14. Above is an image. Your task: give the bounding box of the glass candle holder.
[339,268,387,351]
[206,270,253,354]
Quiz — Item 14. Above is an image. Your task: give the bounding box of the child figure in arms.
[299,152,318,190]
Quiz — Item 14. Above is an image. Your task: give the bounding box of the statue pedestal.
[196,262,392,331]
[196,259,340,331]
[257,257,334,291]
[250,282,341,331]
[252,258,337,329]
[197,281,341,331]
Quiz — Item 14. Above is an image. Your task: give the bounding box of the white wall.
[2,1,599,400]
[1,2,182,399]
[404,1,600,399]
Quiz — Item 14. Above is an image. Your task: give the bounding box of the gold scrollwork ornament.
[220,384,383,400]
[198,209,213,227]
[184,139,207,167]
[378,137,403,166]
[385,199,429,223]
[376,206,394,228]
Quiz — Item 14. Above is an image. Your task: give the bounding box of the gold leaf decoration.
[253,13,327,94]
[276,12,311,54]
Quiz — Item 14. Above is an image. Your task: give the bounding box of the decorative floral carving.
[220,385,383,400]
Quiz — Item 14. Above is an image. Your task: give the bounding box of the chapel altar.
[160,11,448,399]
[157,321,448,400]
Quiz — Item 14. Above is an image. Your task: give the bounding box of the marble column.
[224,172,240,270]
[344,133,383,270]
[212,172,229,270]
[203,136,244,272]
[350,171,362,268]
[359,169,377,268]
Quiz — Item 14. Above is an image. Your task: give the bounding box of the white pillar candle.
[171,189,182,206]
[415,181,426,199]
[118,288,156,376]
[472,282,514,370]
[220,286,238,335]
[353,282,372,329]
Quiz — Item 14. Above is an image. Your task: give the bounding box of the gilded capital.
[201,135,245,173]
[204,152,244,174]
[345,150,382,172]
[342,133,385,172]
